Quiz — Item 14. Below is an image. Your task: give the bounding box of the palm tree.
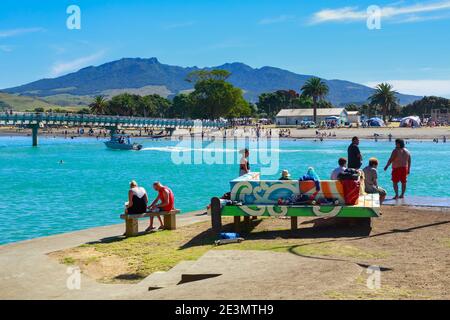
[369,83,398,122]
[301,77,329,123]
[89,95,107,115]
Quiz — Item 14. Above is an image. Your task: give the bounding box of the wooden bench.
[120,209,180,237]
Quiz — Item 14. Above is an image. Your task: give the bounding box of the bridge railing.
[0,111,226,128]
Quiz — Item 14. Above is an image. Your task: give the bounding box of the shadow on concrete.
[86,229,164,245]
[178,274,222,285]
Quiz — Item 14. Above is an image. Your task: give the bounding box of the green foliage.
[102,93,172,117]
[33,107,45,113]
[401,96,450,116]
[170,93,194,118]
[301,77,330,122]
[77,108,91,114]
[369,83,399,121]
[257,90,313,118]
[89,95,107,114]
[344,104,359,111]
[87,69,247,120]
[189,77,249,119]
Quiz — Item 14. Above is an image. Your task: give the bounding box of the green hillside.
[0,93,84,112]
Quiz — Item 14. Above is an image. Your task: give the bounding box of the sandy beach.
[1,125,449,141]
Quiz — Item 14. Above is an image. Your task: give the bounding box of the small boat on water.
[149,130,170,139]
[104,134,142,150]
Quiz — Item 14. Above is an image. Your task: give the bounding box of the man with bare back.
[384,139,411,199]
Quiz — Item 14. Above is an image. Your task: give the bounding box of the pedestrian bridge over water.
[0,112,225,146]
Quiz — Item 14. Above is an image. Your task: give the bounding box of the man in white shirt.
[330,158,347,180]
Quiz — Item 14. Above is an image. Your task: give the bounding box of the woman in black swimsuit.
[126,181,148,214]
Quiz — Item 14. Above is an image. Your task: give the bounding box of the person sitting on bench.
[147,181,175,231]
[125,180,148,215]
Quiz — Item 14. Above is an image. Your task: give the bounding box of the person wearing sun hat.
[279,170,292,180]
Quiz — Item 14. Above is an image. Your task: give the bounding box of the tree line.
[88,70,254,120]
[29,69,450,122]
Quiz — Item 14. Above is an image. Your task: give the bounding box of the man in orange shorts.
[384,139,411,199]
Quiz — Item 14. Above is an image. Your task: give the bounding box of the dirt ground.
[51,206,450,299]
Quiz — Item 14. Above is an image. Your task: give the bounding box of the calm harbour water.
[0,135,449,245]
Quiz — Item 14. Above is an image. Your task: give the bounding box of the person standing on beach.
[384,139,411,199]
[347,137,362,169]
[147,182,175,231]
[239,148,250,176]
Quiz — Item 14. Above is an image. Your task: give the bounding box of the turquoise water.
[0,136,449,245]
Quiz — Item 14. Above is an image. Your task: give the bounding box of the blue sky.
[1,0,450,97]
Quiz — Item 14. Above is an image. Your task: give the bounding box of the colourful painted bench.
[211,172,380,233]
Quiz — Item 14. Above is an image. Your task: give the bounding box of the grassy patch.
[53,219,387,283]
[441,238,450,248]
[61,257,76,265]
[0,92,86,111]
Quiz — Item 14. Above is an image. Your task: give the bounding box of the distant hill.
[2,57,421,106]
[0,93,86,112]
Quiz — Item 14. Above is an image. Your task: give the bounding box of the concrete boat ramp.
[1,201,449,300]
[0,209,365,300]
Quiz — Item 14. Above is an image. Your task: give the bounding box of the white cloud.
[0,27,45,38]
[163,21,196,29]
[310,0,450,24]
[365,80,450,97]
[259,15,294,25]
[50,51,105,77]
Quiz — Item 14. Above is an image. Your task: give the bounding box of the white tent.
[400,116,421,128]
[367,117,385,127]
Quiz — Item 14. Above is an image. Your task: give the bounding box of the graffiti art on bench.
[223,173,380,218]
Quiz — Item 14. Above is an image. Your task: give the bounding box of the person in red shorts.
[384,139,411,199]
[146,181,175,231]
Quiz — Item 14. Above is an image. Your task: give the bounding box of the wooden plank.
[120,209,180,220]
[234,216,241,233]
[291,216,298,231]
[243,216,250,230]
[211,197,222,234]
[163,213,176,230]
[125,218,139,237]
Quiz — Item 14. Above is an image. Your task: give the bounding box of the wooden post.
[31,125,38,147]
[164,212,177,230]
[211,197,222,234]
[291,216,298,231]
[234,216,241,233]
[243,216,250,230]
[125,218,139,237]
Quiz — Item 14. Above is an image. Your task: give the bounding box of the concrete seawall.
[0,210,208,299]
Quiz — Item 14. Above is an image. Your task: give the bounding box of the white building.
[275,108,348,125]
[347,111,361,125]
